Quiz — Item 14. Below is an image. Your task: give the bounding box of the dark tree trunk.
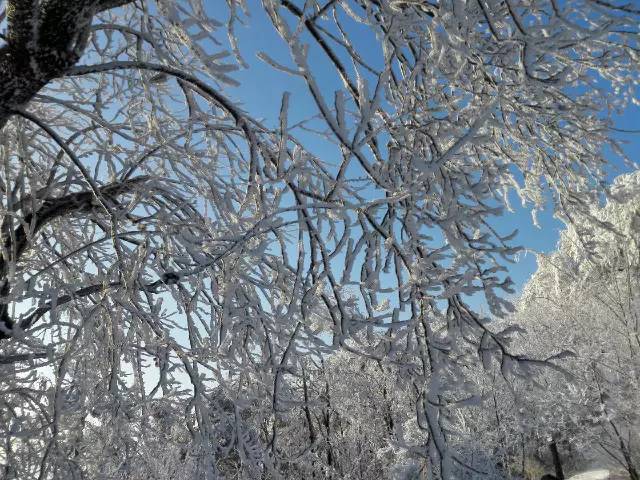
[302,366,317,444]
[0,0,134,129]
[549,440,564,480]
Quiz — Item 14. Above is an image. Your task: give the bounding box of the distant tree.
[514,171,640,480]
[0,0,638,478]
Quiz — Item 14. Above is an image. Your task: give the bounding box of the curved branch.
[0,177,148,340]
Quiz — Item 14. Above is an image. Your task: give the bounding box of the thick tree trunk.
[0,0,133,129]
[549,440,564,480]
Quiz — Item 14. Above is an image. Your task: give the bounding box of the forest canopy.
[0,0,638,478]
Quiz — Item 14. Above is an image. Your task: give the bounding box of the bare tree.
[0,0,638,478]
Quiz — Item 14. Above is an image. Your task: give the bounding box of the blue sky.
[221,0,640,298]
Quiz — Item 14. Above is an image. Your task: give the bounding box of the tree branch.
[0,176,148,340]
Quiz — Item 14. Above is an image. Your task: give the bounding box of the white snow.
[569,470,610,480]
